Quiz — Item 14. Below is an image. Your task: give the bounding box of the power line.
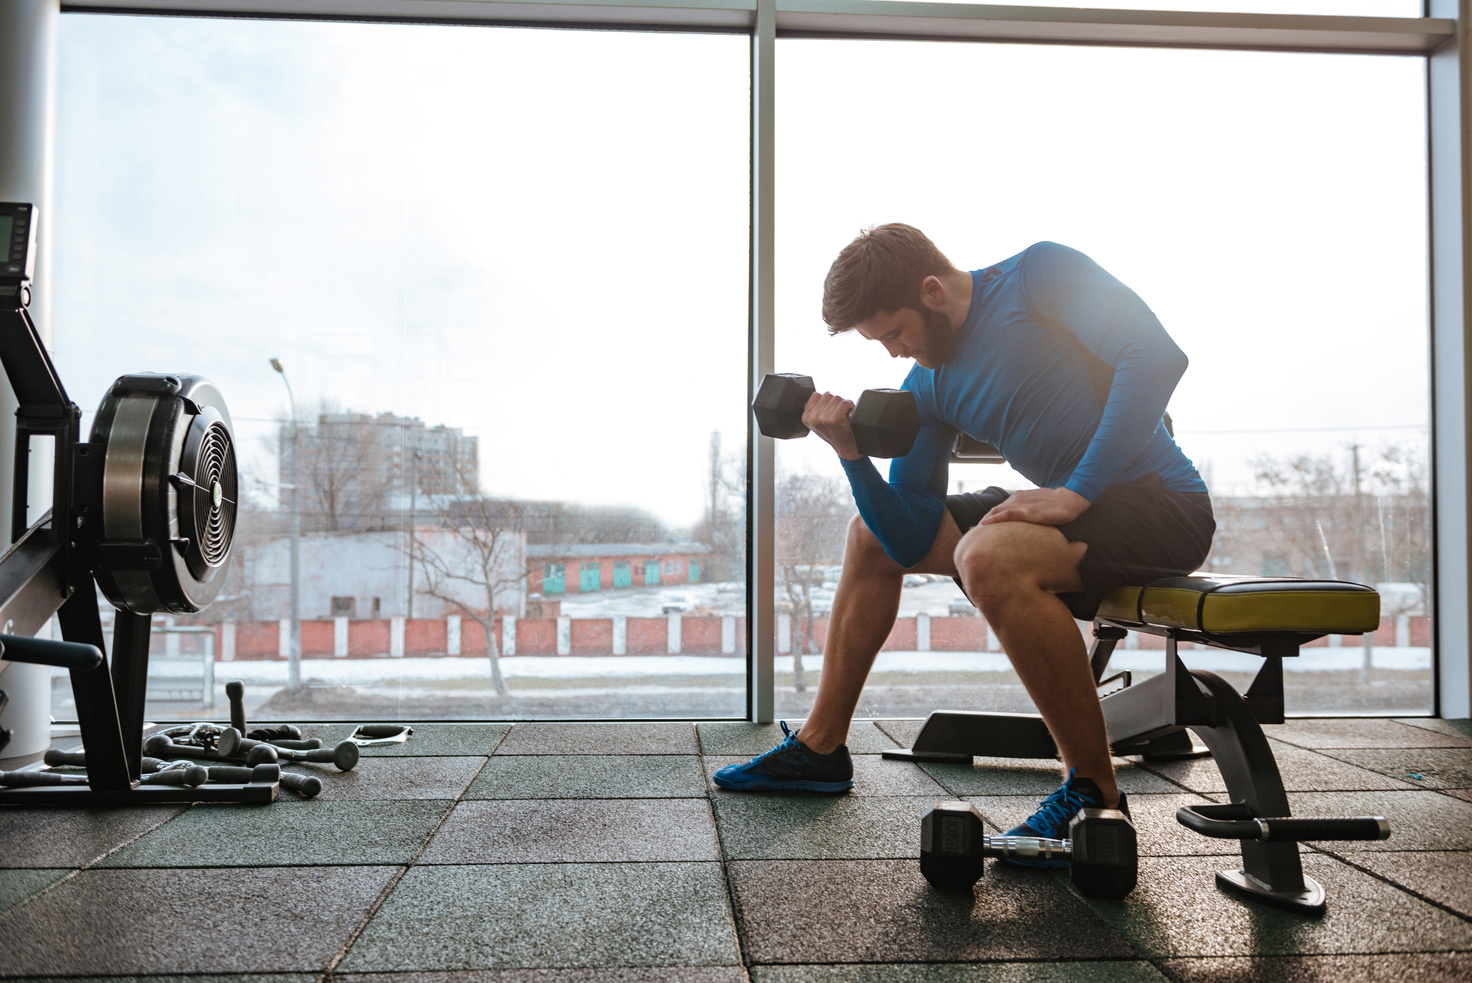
[1178,424,1427,436]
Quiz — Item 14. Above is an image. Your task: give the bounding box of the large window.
[774,39,1431,718]
[45,4,1444,724]
[54,14,750,721]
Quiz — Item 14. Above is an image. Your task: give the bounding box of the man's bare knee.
[953,533,1011,605]
[953,524,1086,609]
[843,514,900,573]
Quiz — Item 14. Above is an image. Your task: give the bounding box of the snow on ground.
[171,646,1432,690]
[552,577,968,618]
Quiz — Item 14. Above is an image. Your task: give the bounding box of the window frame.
[53,0,1471,721]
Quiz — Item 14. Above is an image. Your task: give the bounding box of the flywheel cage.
[90,374,237,615]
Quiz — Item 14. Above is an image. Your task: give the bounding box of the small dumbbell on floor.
[752,373,921,459]
[218,728,358,771]
[203,763,319,797]
[920,800,1138,899]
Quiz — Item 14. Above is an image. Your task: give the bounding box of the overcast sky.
[53,11,1429,530]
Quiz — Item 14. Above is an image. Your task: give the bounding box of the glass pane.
[54,14,750,722]
[775,40,1429,720]
[876,1,1424,16]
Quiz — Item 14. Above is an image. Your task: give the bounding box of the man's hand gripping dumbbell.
[753,373,921,459]
[921,800,1138,899]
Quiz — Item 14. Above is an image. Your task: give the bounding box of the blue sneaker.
[1000,769,1128,869]
[712,722,854,793]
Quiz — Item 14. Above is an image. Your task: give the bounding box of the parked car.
[661,594,694,615]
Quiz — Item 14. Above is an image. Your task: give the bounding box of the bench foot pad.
[1216,869,1326,916]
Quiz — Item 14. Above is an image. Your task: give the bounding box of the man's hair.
[821,223,960,335]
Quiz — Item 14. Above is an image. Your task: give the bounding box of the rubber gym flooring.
[1,717,1470,982]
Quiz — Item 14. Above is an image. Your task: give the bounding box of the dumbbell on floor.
[218,727,358,771]
[920,800,1138,899]
[753,373,920,459]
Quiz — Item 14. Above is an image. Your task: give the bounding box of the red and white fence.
[189,612,1430,661]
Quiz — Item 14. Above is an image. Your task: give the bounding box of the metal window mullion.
[748,0,774,723]
[1429,0,1471,718]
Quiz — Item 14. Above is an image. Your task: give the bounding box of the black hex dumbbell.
[752,373,921,459]
[920,800,1137,899]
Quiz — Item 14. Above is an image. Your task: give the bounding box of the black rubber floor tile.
[1285,790,1472,851]
[712,795,936,860]
[466,754,705,798]
[872,718,924,750]
[310,723,510,756]
[1160,953,1472,982]
[1395,718,1472,742]
[337,970,747,983]
[3,977,314,983]
[1144,744,1422,795]
[337,863,739,971]
[0,868,69,916]
[1264,719,1471,750]
[703,753,947,798]
[97,800,450,867]
[919,757,1177,797]
[418,798,720,863]
[727,858,1137,964]
[0,866,397,974]
[0,806,185,868]
[495,722,697,755]
[280,756,485,801]
[967,793,1245,857]
[1315,748,1472,790]
[696,721,897,756]
[1329,850,1472,918]
[1088,854,1472,958]
[750,963,1169,983]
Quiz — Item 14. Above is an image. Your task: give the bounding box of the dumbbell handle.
[226,679,247,736]
[977,834,1072,862]
[280,772,323,797]
[2,769,88,786]
[204,763,281,785]
[140,765,209,787]
[275,741,359,771]
[45,749,205,775]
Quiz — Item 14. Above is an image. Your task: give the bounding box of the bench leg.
[1186,668,1325,915]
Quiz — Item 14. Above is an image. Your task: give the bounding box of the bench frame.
[883,616,1340,913]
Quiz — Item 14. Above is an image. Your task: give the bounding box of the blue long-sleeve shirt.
[841,241,1207,567]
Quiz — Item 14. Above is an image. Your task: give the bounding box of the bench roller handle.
[0,633,103,671]
[1178,804,1390,842]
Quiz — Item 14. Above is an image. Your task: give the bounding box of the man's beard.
[914,307,956,369]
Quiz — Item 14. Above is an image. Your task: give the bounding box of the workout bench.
[885,573,1392,914]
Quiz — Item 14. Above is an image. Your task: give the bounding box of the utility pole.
[270,358,302,692]
[407,446,419,619]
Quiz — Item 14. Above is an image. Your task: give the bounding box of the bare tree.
[410,458,529,697]
[1216,441,1430,597]
[275,398,391,533]
[690,430,745,582]
[776,472,852,691]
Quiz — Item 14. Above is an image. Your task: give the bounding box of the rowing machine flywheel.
[88,373,237,614]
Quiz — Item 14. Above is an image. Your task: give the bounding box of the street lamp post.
[269,357,302,692]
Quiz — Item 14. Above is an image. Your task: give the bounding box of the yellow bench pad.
[1098,575,1380,636]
